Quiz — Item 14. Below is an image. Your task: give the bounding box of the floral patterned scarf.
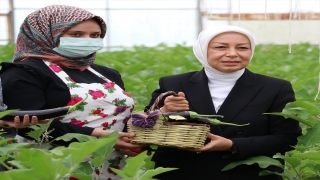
[13,4,107,70]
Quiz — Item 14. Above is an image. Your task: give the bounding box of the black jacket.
[146,69,302,180]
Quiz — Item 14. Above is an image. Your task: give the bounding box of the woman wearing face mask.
[0,4,142,179]
[145,25,302,180]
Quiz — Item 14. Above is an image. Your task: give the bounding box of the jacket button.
[235,129,243,134]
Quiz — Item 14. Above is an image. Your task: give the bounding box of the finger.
[165,96,186,102]
[118,149,140,156]
[118,132,135,138]
[13,116,22,128]
[30,116,38,125]
[116,140,145,149]
[38,119,50,124]
[3,118,16,128]
[164,104,189,112]
[121,137,131,143]
[166,101,189,107]
[207,133,215,139]
[177,92,185,97]
[21,115,30,127]
[194,144,212,151]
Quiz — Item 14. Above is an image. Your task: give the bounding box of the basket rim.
[128,119,210,128]
[162,121,210,127]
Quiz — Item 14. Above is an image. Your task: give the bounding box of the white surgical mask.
[53,37,104,58]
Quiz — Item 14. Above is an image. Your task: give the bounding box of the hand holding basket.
[128,91,249,149]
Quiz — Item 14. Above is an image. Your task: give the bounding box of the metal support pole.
[106,0,110,51]
[8,0,15,44]
[197,0,203,36]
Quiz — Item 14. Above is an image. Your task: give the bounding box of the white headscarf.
[193,25,256,75]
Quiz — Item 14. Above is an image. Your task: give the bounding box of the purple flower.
[131,111,160,128]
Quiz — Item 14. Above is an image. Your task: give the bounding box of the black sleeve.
[0,63,94,140]
[232,81,302,160]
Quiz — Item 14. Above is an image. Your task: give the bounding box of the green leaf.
[143,152,155,170]
[54,133,97,143]
[91,156,105,167]
[0,110,18,119]
[69,173,92,180]
[139,167,178,179]
[9,148,70,179]
[264,112,316,127]
[285,101,320,116]
[0,143,34,156]
[298,123,320,146]
[26,119,53,141]
[0,169,41,180]
[265,101,320,127]
[222,156,283,171]
[109,167,130,178]
[71,161,93,176]
[259,170,294,179]
[56,136,117,164]
[0,156,9,164]
[293,151,320,161]
[273,153,300,168]
[122,151,148,177]
[91,131,118,167]
[0,138,13,146]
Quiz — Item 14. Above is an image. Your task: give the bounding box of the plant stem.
[0,161,12,170]
[197,114,224,118]
[67,94,88,113]
[208,118,250,126]
[282,165,300,180]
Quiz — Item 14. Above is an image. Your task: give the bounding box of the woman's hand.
[0,115,49,128]
[114,132,147,156]
[92,129,146,156]
[191,133,233,152]
[161,92,189,113]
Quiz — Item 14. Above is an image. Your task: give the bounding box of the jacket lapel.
[182,69,216,115]
[217,69,264,126]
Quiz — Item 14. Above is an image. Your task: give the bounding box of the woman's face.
[61,19,102,38]
[207,32,252,73]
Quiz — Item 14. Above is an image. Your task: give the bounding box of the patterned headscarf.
[13,4,107,70]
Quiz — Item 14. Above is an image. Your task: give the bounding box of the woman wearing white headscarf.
[146,25,301,180]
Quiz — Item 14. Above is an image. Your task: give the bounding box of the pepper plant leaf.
[298,122,320,146]
[222,156,283,171]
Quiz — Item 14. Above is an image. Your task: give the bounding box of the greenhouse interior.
[0,0,319,180]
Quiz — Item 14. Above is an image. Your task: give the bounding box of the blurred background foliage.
[1,43,318,110]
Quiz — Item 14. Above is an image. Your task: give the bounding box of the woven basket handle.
[147,91,178,114]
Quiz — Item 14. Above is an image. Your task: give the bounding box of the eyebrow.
[212,42,250,45]
[66,30,101,33]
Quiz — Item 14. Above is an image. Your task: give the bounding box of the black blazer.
[146,69,301,180]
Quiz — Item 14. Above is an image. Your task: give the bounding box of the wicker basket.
[127,91,210,149]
